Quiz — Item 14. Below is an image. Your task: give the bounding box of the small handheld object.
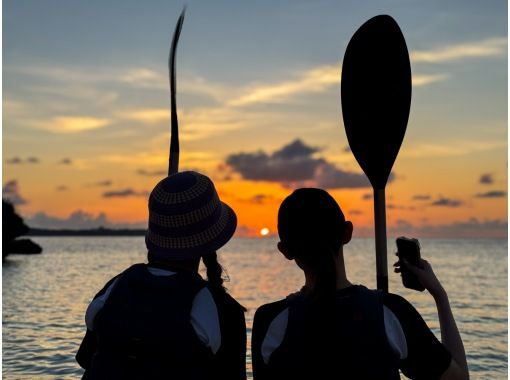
[396,237,425,291]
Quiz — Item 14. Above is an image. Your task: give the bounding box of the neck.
[303,250,352,291]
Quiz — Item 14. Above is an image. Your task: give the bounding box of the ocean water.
[2,237,507,379]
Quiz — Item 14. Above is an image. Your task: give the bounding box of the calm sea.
[2,237,507,379]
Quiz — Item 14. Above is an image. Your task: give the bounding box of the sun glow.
[260,227,270,237]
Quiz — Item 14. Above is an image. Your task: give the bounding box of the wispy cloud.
[102,188,148,198]
[475,191,506,198]
[228,64,339,107]
[412,73,449,86]
[31,116,111,133]
[401,140,506,158]
[411,37,507,63]
[431,197,463,207]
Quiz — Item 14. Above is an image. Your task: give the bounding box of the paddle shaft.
[374,188,388,292]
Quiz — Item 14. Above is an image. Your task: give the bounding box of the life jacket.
[87,264,215,380]
[266,285,400,380]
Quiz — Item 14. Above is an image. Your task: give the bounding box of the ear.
[277,241,295,260]
[343,221,353,245]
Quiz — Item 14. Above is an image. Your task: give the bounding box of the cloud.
[412,74,449,86]
[392,218,507,238]
[2,180,28,205]
[400,140,506,158]
[102,188,148,198]
[6,157,22,164]
[226,139,370,189]
[31,116,111,133]
[413,194,431,201]
[228,64,339,107]
[6,157,40,164]
[56,185,69,191]
[59,158,73,165]
[137,169,168,177]
[85,180,112,187]
[479,173,494,185]
[120,109,169,124]
[475,191,506,198]
[431,197,463,207]
[26,210,146,230]
[411,37,507,64]
[354,218,507,238]
[362,193,372,200]
[251,194,268,204]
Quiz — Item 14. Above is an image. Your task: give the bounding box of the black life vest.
[87,264,215,380]
[266,285,400,380]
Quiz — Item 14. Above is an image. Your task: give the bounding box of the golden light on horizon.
[260,227,270,237]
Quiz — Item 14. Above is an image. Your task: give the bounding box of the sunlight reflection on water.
[2,237,507,379]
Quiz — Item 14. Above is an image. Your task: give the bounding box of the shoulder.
[207,287,245,315]
[382,292,423,322]
[254,299,289,323]
[253,298,289,341]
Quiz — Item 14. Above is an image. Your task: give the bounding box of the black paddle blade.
[168,7,186,175]
[341,15,411,190]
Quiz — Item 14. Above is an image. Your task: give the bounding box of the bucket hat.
[145,171,237,260]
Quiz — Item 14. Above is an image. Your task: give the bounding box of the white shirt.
[261,305,408,364]
[85,267,221,354]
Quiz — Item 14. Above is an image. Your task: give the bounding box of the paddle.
[168,8,186,175]
[341,15,412,292]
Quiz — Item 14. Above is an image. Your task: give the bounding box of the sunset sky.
[3,0,508,237]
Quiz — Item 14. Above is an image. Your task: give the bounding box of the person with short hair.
[252,188,468,379]
[77,171,246,380]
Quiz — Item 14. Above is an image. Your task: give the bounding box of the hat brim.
[146,201,237,261]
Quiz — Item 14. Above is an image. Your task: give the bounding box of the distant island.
[27,227,147,236]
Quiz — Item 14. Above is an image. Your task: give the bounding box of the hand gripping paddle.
[341,15,412,292]
[168,8,186,175]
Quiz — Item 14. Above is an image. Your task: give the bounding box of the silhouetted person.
[76,171,246,379]
[3,200,42,259]
[252,188,468,379]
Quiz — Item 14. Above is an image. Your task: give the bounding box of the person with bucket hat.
[251,188,468,379]
[76,171,246,379]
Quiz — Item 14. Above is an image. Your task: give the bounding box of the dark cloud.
[6,157,22,164]
[90,180,112,187]
[412,194,431,201]
[6,157,40,164]
[2,180,28,205]
[226,139,370,189]
[102,188,148,198]
[475,191,506,198]
[251,194,268,204]
[479,173,494,185]
[349,209,363,215]
[137,169,167,177]
[56,185,69,191]
[59,158,72,165]
[431,197,463,207]
[355,218,507,238]
[362,193,372,200]
[26,210,146,229]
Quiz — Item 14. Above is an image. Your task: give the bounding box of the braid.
[202,251,226,291]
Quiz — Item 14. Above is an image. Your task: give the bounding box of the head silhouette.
[277,188,353,298]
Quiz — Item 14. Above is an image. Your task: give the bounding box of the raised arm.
[397,257,469,379]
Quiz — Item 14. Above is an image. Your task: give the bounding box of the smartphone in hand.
[396,237,425,291]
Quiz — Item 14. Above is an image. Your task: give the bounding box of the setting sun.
[260,227,270,237]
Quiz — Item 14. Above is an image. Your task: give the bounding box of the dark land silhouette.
[27,227,146,236]
[3,200,42,260]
